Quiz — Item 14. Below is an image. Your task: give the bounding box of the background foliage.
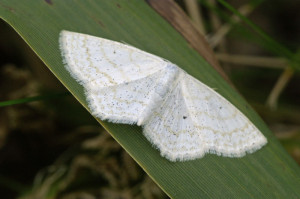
[0,0,299,198]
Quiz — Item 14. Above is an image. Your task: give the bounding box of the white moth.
[59,30,267,162]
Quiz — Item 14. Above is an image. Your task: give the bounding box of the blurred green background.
[0,0,299,198]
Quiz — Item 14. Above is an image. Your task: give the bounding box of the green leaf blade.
[1,1,300,198]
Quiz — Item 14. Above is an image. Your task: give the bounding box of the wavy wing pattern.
[59,30,267,161]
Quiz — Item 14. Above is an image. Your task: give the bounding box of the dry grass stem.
[208,4,254,48]
[184,0,206,34]
[266,67,294,110]
[216,53,288,68]
[207,0,227,53]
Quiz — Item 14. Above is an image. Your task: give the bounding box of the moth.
[59,30,267,161]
